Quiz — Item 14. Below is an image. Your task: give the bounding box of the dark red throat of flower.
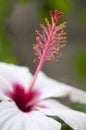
[6,84,41,112]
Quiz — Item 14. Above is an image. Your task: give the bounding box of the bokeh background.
[0,0,86,129]
[0,0,86,90]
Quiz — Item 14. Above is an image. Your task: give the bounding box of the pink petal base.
[4,84,42,113]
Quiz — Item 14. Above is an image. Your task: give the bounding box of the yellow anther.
[36,36,40,40]
[51,54,54,58]
[45,18,48,23]
[40,24,44,28]
[61,44,66,48]
[35,30,39,34]
[61,29,64,33]
[52,40,56,42]
[63,36,67,39]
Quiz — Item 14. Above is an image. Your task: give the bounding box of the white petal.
[34,72,71,99]
[0,101,61,130]
[35,71,86,104]
[38,99,70,110]
[0,62,33,91]
[67,86,86,104]
[0,93,10,101]
[0,101,21,130]
[26,111,61,130]
[56,109,86,130]
[38,99,86,130]
[0,76,12,100]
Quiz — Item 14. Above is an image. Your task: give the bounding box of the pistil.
[27,10,66,97]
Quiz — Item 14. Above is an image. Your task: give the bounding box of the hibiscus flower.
[0,62,86,130]
[0,10,86,130]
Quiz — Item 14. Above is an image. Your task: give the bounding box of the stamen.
[28,10,67,96]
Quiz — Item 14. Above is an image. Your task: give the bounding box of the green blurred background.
[0,0,86,129]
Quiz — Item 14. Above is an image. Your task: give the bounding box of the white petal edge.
[67,86,86,104]
[0,76,12,100]
[0,62,33,91]
[38,99,86,130]
[35,71,86,104]
[35,71,70,99]
[0,101,61,130]
[26,111,61,130]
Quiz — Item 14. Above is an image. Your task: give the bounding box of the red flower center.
[6,84,41,112]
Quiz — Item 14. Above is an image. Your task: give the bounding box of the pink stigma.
[49,10,63,24]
